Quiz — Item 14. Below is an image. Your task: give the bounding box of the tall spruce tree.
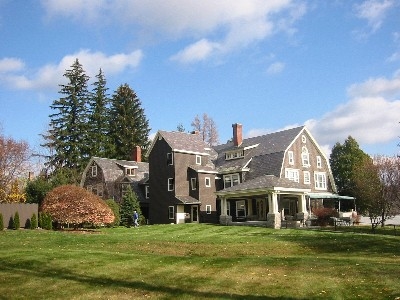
[87,69,112,158]
[43,59,90,173]
[109,84,151,161]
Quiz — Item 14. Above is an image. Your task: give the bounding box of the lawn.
[0,224,399,300]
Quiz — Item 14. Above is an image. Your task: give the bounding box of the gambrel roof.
[147,130,217,165]
[80,157,149,184]
[214,126,305,177]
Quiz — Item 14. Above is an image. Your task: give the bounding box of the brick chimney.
[232,123,243,146]
[131,146,141,162]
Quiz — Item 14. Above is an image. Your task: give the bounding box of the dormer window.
[225,150,244,160]
[125,168,136,176]
[196,155,201,165]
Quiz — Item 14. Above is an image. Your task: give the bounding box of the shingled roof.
[215,126,305,177]
[216,174,310,196]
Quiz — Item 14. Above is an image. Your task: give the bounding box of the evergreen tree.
[87,69,112,158]
[329,136,370,209]
[119,186,142,227]
[43,59,90,173]
[109,84,151,161]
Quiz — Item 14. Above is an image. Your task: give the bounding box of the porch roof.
[216,174,310,197]
[307,193,355,200]
[175,195,201,205]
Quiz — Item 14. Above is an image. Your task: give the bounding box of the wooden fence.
[0,203,38,229]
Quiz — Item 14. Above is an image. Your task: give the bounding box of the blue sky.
[1,0,400,159]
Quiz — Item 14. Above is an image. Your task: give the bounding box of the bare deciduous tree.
[0,132,31,202]
[191,113,219,146]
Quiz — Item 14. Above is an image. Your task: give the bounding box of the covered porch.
[216,175,311,229]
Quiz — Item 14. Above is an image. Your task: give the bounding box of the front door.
[191,205,199,222]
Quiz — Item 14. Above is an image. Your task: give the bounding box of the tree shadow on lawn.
[2,259,305,300]
[238,228,400,256]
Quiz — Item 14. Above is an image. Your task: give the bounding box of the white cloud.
[304,72,400,155]
[266,62,285,75]
[0,49,143,90]
[0,58,25,73]
[41,0,306,64]
[354,0,394,32]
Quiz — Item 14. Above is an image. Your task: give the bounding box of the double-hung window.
[196,155,201,165]
[303,171,311,184]
[314,172,327,190]
[191,178,197,190]
[145,186,149,199]
[167,153,173,165]
[285,168,299,183]
[301,146,310,167]
[91,165,97,177]
[288,151,294,165]
[168,206,174,220]
[168,178,174,191]
[223,174,240,188]
[205,177,211,187]
[316,156,322,168]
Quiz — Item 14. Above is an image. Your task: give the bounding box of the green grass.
[0,224,399,300]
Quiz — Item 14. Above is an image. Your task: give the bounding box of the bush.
[39,212,52,230]
[312,207,338,226]
[105,199,120,227]
[0,213,3,231]
[30,213,38,229]
[13,212,20,230]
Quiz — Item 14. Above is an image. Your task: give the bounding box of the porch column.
[219,196,232,225]
[296,194,309,225]
[267,192,281,229]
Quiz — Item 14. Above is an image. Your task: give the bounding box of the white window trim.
[145,186,149,199]
[301,146,310,167]
[223,173,240,189]
[167,152,173,165]
[302,135,307,143]
[205,177,211,187]
[126,168,136,176]
[168,206,174,220]
[191,178,197,190]
[91,165,97,177]
[304,171,311,184]
[316,156,322,168]
[314,172,327,190]
[285,168,299,183]
[288,151,294,165]
[168,178,174,191]
[196,155,201,165]
[206,205,212,214]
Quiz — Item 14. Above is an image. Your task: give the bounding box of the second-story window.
[91,165,97,177]
[205,177,211,187]
[223,174,240,188]
[168,178,174,191]
[191,178,197,190]
[285,168,299,183]
[314,172,327,190]
[304,171,311,184]
[167,153,173,165]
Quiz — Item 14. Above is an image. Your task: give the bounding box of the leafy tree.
[109,84,151,161]
[355,155,400,226]
[39,212,52,230]
[329,136,369,202]
[191,113,219,146]
[25,177,53,206]
[87,69,112,158]
[105,199,120,227]
[120,186,142,227]
[43,59,90,174]
[41,185,115,228]
[0,132,31,202]
[177,123,186,132]
[5,180,26,203]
